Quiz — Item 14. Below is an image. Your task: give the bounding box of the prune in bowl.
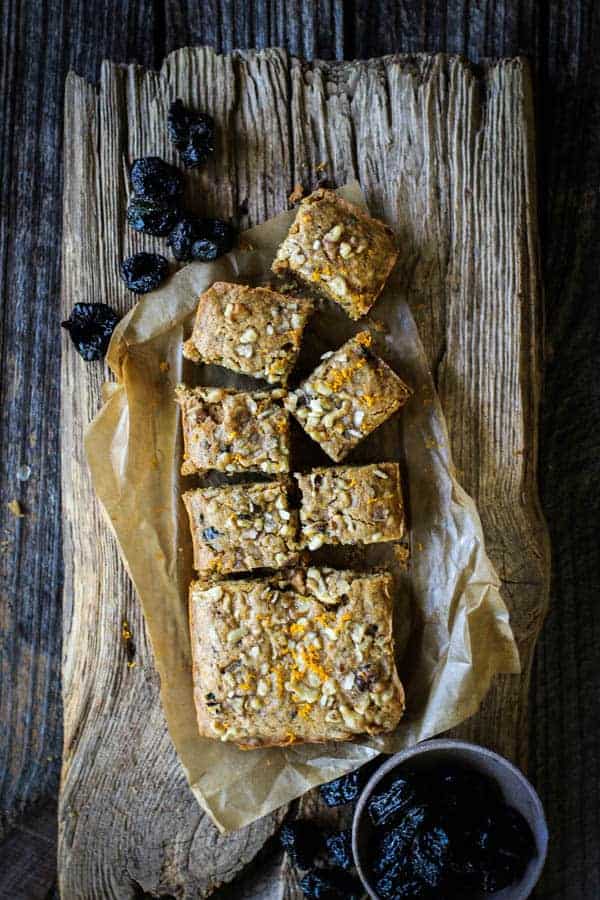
[352,740,547,900]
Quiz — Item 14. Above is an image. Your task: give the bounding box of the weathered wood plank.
[59,47,547,898]
[0,800,57,900]
[0,0,160,887]
[289,55,548,770]
[164,1,344,61]
[59,49,299,899]
[2,3,599,899]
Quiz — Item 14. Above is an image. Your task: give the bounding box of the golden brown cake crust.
[189,568,405,749]
[296,462,405,549]
[183,480,299,576]
[183,282,313,385]
[175,385,290,476]
[272,189,399,320]
[285,331,412,461]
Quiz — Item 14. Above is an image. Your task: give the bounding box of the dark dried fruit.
[126,197,181,236]
[411,824,450,888]
[167,218,198,261]
[368,775,418,828]
[367,765,536,898]
[168,98,215,168]
[324,829,353,870]
[475,804,535,891]
[167,99,195,145]
[279,821,322,869]
[191,218,235,261]
[354,664,377,692]
[373,806,428,875]
[375,869,432,900]
[435,767,502,812]
[61,303,120,362]
[299,868,362,900]
[319,758,381,807]
[120,252,169,294]
[167,217,235,262]
[129,157,183,203]
[202,527,221,542]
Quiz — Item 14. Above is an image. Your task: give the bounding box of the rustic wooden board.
[59,47,548,898]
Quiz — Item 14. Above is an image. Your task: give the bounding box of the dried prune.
[324,829,353,870]
[279,821,322,869]
[446,825,484,888]
[126,197,181,236]
[474,804,535,891]
[120,252,169,294]
[129,157,183,203]
[411,824,450,888]
[375,869,433,900]
[167,217,198,261]
[167,98,195,145]
[373,807,428,875]
[180,135,214,169]
[319,758,381,807]
[435,766,501,812]
[299,868,362,900]
[367,775,418,828]
[168,98,215,168]
[191,218,235,261]
[319,770,364,807]
[355,666,377,692]
[367,763,536,898]
[61,303,120,362]
[168,216,234,262]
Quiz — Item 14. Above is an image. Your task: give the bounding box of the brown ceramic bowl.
[352,739,548,900]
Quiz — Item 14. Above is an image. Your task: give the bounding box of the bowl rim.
[351,739,549,900]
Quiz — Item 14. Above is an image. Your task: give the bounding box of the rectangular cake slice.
[183,282,313,385]
[285,331,412,461]
[272,189,399,320]
[183,480,299,575]
[189,567,405,748]
[175,385,290,476]
[296,462,405,550]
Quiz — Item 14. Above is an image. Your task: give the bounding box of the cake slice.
[183,282,313,385]
[285,331,412,461]
[175,385,290,476]
[189,567,405,748]
[183,479,299,576]
[296,462,405,550]
[272,189,398,320]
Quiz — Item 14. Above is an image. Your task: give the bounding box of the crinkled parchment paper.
[85,184,520,832]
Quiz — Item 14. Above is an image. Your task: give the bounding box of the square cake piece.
[189,567,405,748]
[183,480,298,576]
[272,189,399,320]
[183,282,313,385]
[175,385,290,476]
[295,462,405,550]
[285,331,412,461]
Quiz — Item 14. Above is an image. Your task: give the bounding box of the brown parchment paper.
[85,184,520,832]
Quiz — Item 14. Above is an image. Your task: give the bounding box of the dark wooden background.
[0,2,598,898]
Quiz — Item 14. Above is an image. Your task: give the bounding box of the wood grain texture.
[59,51,293,900]
[2,2,599,899]
[59,47,547,898]
[0,0,160,890]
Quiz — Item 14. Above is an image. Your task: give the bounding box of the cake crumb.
[7,499,24,517]
[288,183,305,205]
